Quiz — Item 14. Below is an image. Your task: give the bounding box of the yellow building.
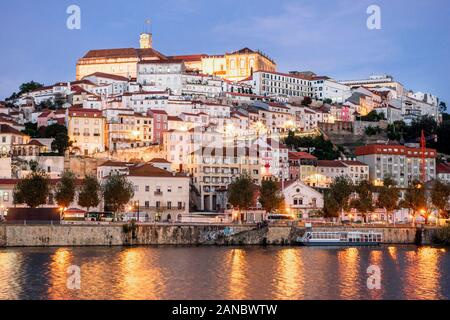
[202,48,276,81]
[76,33,168,80]
[68,107,106,155]
[172,48,276,81]
[77,31,276,82]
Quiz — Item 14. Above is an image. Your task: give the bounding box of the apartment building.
[355,144,437,187]
[288,152,318,181]
[163,126,224,172]
[106,112,153,151]
[310,77,351,103]
[97,161,189,222]
[250,71,313,98]
[0,124,30,156]
[68,107,106,155]
[187,146,261,211]
[437,163,450,184]
[121,91,169,114]
[127,163,189,222]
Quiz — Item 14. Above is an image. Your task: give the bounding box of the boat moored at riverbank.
[297,231,383,246]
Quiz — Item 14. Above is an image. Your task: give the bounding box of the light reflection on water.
[0,246,448,300]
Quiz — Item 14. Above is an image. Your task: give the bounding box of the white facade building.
[250,71,313,98]
[311,77,351,103]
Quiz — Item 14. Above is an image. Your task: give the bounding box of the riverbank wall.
[0,224,438,247]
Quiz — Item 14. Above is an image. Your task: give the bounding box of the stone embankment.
[0,223,438,247]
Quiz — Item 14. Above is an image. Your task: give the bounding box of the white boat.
[297,230,383,246]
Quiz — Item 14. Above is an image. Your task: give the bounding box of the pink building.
[148,109,168,144]
[37,111,55,128]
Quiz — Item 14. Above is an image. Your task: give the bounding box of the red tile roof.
[340,160,367,166]
[355,144,437,159]
[81,48,167,60]
[289,151,317,160]
[437,163,450,174]
[148,109,168,115]
[0,124,26,136]
[168,116,182,122]
[99,160,130,167]
[68,107,103,118]
[167,54,208,62]
[38,111,53,118]
[137,59,183,65]
[83,72,129,81]
[149,158,171,164]
[317,160,347,168]
[128,163,185,178]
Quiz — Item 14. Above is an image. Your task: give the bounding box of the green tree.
[405,115,438,142]
[386,121,407,141]
[359,110,386,122]
[22,122,39,138]
[284,132,340,160]
[13,171,50,208]
[227,174,255,220]
[431,180,450,219]
[41,124,70,155]
[365,125,382,136]
[321,191,340,219]
[52,131,70,155]
[401,180,427,225]
[259,179,284,214]
[377,177,400,223]
[331,176,353,212]
[350,180,374,222]
[439,101,447,114]
[78,175,101,213]
[54,171,76,209]
[103,174,135,220]
[321,176,353,221]
[19,81,44,94]
[301,96,312,106]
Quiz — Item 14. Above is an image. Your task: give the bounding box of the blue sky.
[1,0,449,103]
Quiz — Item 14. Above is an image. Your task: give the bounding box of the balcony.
[154,191,163,196]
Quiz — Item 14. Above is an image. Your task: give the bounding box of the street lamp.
[136,200,140,223]
[59,207,66,220]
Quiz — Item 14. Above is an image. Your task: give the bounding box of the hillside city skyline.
[0,0,449,103]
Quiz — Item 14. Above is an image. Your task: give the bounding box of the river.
[0,246,449,300]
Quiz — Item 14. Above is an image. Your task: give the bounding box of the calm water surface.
[0,246,449,300]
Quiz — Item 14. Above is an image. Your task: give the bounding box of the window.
[168,186,172,193]
[156,201,161,208]
[167,202,172,209]
[3,192,9,202]
[145,186,150,192]
[145,201,150,208]
[178,202,183,210]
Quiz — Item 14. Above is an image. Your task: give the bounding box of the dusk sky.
[1,0,449,103]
